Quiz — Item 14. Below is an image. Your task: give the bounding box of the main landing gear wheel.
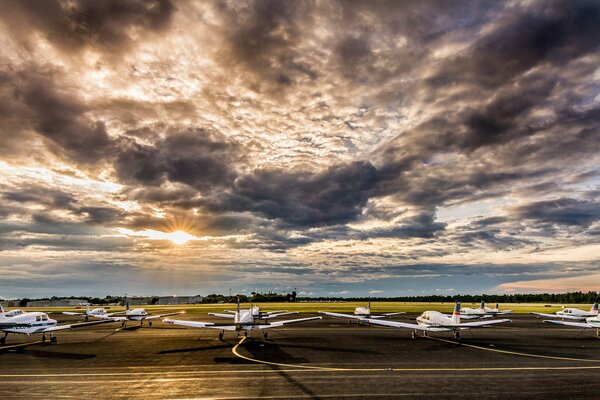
[263,331,268,339]
[218,332,224,341]
[148,322,152,327]
[50,336,57,344]
[244,331,248,337]
[596,329,600,339]
[411,330,417,340]
[0,337,5,345]
[42,334,47,342]
[453,331,461,341]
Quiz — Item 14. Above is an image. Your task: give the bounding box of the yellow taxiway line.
[231,336,600,372]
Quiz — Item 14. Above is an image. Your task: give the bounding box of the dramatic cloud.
[0,0,598,297]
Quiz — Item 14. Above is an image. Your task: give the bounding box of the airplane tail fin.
[480,300,485,311]
[0,305,6,321]
[368,301,371,312]
[86,304,90,314]
[592,302,598,315]
[496,303,499,311]
[452,302,461,324]
[125,295,130,312]
[237,297,240,314]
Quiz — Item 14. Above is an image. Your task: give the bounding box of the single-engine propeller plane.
[0,305,113,345]
[319,302,405,321]
[163,301,321,340]
[360,302,511,340]
[531,303,598,321]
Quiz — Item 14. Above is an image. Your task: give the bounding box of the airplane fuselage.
[1,312,57,335]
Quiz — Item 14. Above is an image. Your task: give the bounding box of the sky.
[0,0,599,298]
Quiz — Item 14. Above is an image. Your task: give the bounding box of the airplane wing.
[144,311,185,321]
[443,314,481,320]
[262,310,289,315]
[543,320,593,328]
[452,318,512,328]
[261,312,299,319]
[35,319,115,333]
[257,316,322,329]
[319,311,361,320]
[92,314,127,322]
[208,312,236,319]
[489,310,513,315]
[359,318,448,332]
[162,318,237,331]
[62,312,85,316]
[531,312,587,320]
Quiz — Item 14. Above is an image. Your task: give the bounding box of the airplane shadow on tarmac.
[241,338,323,399]
[158,343,232,354]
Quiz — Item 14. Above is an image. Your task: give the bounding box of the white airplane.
[543,316,600,338]
[217,306,297,320]
[96,300,184,327]
[163,302,321,340]
[0,305,113,345]
[531,303,598,320]
[4,309,27,318]
[319,302,406,321]
[455,301,512,319]
[63,304,114,321]
[359,302,511,340]
[484,302,513,316]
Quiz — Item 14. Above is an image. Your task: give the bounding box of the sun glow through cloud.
[118,228,196,245]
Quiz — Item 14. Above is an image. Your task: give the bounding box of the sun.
[167,230,195,245]
[117,228,197,245]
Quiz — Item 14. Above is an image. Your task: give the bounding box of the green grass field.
[15,302,585,315]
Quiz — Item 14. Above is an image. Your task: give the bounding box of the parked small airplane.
[216,306,297,320]
[163,302,321,340]
[543,316,600,338]
[531,303,598,320]
[360,302,511,340]
[96,300,184,327]
[455,302,512,319]
[484,303,513,316]
[4,309,27,318]
[63,304,114,321]
[319,302,406,321]
[0,305,113,345]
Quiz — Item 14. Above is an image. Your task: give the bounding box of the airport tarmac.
[2,313,600,399]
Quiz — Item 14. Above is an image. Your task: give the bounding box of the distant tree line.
[300,291,600,304]
[11,291,599,306]
[200,291,298,303]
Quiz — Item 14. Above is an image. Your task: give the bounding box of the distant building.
[127,296,154,306]
[27,299,87,307]
[158,295,203,305]
[0,300,19,307]
[26,300,50,307]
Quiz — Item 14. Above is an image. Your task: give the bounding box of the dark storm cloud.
[0,67,115,163]
[203,161,378,226]
[0,0,175,54]
[513,198,600,227]
[3,186,75,209]
[428,0,600,89]
[116,128,240,191]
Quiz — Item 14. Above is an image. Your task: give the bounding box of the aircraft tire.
[0,337,5,345]
[50,336,57,344]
